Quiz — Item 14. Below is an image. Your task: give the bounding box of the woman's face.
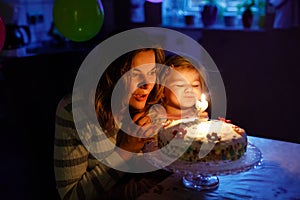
[164,68,202,111]
[128,50,157,110]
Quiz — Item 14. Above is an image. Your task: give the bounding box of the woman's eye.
[192,84,200,87]
[149,70,156,76]
[131,72,139,77]
[176,85,184,87]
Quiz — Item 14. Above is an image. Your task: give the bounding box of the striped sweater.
[54,94,171,200]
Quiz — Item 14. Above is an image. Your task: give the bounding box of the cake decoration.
[158,119,248,162]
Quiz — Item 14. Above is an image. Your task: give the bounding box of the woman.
[54,48,171,200]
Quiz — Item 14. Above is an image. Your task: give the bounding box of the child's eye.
[192,84,200,87]
[176,84,184,87]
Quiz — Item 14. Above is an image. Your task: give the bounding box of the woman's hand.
[117,112,160,154]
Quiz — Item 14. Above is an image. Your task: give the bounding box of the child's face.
[164,68,202,110]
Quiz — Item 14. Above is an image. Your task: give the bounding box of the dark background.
[0,1,300,199]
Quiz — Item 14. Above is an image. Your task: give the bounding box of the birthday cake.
[158,119,248,162]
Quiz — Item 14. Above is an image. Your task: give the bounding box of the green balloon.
[53,0,104,42]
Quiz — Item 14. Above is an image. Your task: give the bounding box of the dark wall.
[199,28,300,143]
[0,51,88,200]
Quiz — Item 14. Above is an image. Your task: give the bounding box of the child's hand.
[232,125,245,135]
[218,117,231,123]
[196,110,209,121]
[218,117,244,135]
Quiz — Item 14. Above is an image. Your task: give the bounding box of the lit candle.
[195,94,208,111]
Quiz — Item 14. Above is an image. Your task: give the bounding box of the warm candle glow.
[195,94,208,111]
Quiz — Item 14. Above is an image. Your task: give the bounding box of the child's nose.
[184,85,193,92]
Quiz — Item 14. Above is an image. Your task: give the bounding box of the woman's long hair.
[95,48,165,133]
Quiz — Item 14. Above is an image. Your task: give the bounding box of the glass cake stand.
[145,143,263,191]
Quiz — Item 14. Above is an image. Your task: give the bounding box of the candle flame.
[195,94,208,111]
[201,94,206,101]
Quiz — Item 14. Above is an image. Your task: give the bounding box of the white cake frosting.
[158,119,248,162]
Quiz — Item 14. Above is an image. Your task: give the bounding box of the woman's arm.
[53,95,125,200]
[54,95,172,199]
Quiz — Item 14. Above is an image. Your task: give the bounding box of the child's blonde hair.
[163,54,208,95]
